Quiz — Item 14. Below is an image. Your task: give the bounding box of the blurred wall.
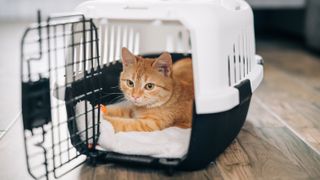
[246,0,305,9]
[0,0,307,21]
[254,9,305,38]
[0,0,86,21]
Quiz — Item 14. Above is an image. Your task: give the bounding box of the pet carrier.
[21,0,263,179]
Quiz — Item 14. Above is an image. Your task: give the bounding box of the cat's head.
[119,47,174,107]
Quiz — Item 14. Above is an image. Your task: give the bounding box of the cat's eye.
[126,80,134,87]
[144,83,155,90]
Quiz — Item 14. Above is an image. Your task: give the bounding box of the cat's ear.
[121,47,136,67]
[152,52,172,77]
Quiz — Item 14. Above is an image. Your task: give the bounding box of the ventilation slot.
[228,30,254,86]
[98,21,140,66]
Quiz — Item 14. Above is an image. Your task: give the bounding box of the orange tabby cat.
[102,47,194,133]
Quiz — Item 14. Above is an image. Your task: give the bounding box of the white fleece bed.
[75,101,191,158]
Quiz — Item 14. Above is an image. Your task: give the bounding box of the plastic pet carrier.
[21,0,263,179]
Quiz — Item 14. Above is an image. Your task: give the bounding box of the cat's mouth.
[132,99,142,106]
[125,95,147,106]
[125,94,161,107]
[132,101,150,107]
[132,98,156,107]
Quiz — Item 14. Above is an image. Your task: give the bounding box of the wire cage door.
[21,12,102,180]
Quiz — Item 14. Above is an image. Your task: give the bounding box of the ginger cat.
[102,47,194,133]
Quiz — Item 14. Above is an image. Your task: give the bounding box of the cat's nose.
[132,95,140,100]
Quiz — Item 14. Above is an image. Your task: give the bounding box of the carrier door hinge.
[22,78,51,131]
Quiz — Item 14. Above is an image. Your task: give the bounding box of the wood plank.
[237,125,311,179]
[216,140,254,180]
[247,98,284,128]
[93,162,223,180]
[250,97,320,177]
[258,43,320,89]
[256,127,320,177]
[253,45,320,153]
[214,96,320,180]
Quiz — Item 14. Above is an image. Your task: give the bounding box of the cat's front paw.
[98,104,108,115]
[96,104,108,115]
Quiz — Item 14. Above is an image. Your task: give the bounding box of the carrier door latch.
[22,78,51,131]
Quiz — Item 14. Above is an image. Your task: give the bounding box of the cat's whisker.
[100,92,123,99]
[110,85,119,89]
[105,92,123,95]
[109,95,125,104]
[110,98,125,105]
[101,50,193,132]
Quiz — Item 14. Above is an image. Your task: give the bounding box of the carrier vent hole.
[228,30,254,86]
[98,22,140,66]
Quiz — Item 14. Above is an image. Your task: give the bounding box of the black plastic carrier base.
[65,53,252,171]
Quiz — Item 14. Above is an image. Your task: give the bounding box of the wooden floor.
[1,32,320,179]
[255,39,320,153]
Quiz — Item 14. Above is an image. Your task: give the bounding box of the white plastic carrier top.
[74,0,264,114]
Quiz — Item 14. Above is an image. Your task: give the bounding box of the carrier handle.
[47,12,85,21]
[221,0,241,10]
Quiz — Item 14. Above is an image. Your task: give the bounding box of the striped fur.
[102,48,194,133]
